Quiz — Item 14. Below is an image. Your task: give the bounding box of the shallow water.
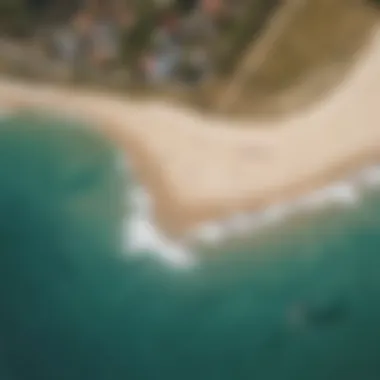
[1,114,380,380]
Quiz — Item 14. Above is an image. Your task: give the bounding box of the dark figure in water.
[0,112,380,380]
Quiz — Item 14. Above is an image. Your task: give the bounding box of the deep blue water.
[1,113,380,380]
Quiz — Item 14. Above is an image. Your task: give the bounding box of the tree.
[0,0,30,36]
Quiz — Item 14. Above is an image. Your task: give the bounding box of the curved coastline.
[0,28,379,254]
[124,160,380,266]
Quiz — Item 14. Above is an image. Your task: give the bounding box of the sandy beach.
[0,26,380,239]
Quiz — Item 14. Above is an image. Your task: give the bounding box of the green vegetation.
[0,0,30,36]
[0,0,379,117]
[120,0,282,78]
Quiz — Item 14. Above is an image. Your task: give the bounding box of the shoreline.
[0,28,379,241]
[184,162,380,246]
[125,159,380,267]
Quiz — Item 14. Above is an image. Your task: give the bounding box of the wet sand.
[0,28,379,238]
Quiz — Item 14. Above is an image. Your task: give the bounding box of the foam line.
[185,164,377,247]
[124,183,195,269]
[123,162,380,268]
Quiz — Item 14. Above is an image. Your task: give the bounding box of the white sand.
[0,27,380,238]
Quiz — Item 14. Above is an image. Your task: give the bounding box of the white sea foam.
[124,183,195,268]
[185,164,378,246]
[125,214,194,267]
[190,222,226,245]
[360,165,380,187]
[123,163,380,267]
[327,182,359,205]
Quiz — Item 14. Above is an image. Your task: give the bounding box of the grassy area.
[214,0,379,117]
[0,0,30,36]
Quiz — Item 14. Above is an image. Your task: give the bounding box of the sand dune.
[0,27,380,238]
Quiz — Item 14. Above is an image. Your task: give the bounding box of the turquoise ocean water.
[1,113,380,380]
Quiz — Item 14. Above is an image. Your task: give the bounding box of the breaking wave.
[123,161,380,268]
